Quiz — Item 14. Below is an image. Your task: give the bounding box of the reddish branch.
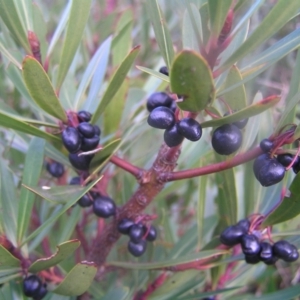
[109,155,142,178]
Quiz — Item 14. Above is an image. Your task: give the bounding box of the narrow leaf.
[136,66,170,82]
[0,246,20,268]
[56,0,92,89]
[28,240,81,273]
[170,50,215,112]
[22,56,67,121]
[53,262,97,296]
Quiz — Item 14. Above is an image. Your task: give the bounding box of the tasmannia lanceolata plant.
[1,0,300,299]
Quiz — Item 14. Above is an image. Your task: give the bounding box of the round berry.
[177,118,202,141]
[46,161,64,178]
[77,110,92,122]
[69,153,93,170]
[253,154,285,187]
[159,66,169,76]
[220,224,247,246]
[260,139,273,153]
[273,240,299,262]
[34,283,48,299]
[259,242,274,263]
[128,239,147,257]
[69,176,81,185]
[241,234,261,256]
[94,125,101,136]
[212,124,243,155]
[292,157,300,174]
[118,218,135,235]
[93,196,116,218]
[78,194,93,207]
[164,124,184,147]
[233,118,248,129]
[62,127,82,153]
[81,135,100,151]
[236,219,250,232]
[146,92,173,112]
[146,225,157,242]
[23,275,42,298]
[277,153,294,167]
[147,107,175,130]
[169,100,177,113]
[245,254,260,264]
[77,122,95,138]
[129,223,145,243]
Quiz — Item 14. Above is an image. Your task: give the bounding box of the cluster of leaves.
[0,0,300,299]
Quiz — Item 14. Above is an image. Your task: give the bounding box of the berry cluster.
[46,161,65,178]
[211,113,247,155]
[70,176,116,217]
[220,219,299,265]
[118,218,157,257]
[23,275,47,299]
[146,92,202,147]
[62,110,101,171]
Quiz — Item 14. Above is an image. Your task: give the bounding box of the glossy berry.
[259,242,277,265]
[233,118,248,129]
[237,219,250,232]
[177,118,202,141]
[159,66,169,76]
[147,107,175,130]
[34,283,48,299]
[220,224,247,246]
[94,125,101,136]
[245,254,260,264]
[93,196,116,218]
[78,194,93,207]
[129,223,145,243]
[81,135,100,151]
[293,159,300,174]
[276,153,294,167]
[46,161,64,178]
[253,154,285,187]
[128,239,147,257]
[146,225,157,242]
[69,153,93,170]
[146,92,173,112]
[118,218,135,235]
[212,124,242,155]
[241,234,261,256]
[70,176,81,185]
[273,240,299,262]
[23,275,42,298]
[169,100,177,113]
[77,110,92,122]
[62,127,82,153]
[164,124,184,147]
[260,139,273,153]
[78,122,95,138]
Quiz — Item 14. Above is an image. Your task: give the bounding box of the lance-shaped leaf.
[170,50,215,112]
[136,66,170,82]
[201,95,280,128]
[29,240,81,273]
[22,56,67,122]
[0,245,20,268]
[53,262,97,296]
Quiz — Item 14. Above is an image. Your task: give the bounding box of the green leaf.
[53,262,97,296]
[262,173,300,227]
[22,56,67,122]
[91,46,140,123]
[28,240,81,273]
[170,50,215,112]
[136,66,170,82]
[0,245,20,268]
[201,95,280,128]
[146,0,175,68]
[56,0,92,90]
[0,0,30,52]
[17,138,45,243]
[208,0,233,38]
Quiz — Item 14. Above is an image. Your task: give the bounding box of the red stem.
[109,155,142,178]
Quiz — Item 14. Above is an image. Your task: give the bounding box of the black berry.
[23,275,42,298]
[273,240,299,262]
[68,153,93,170]
[292,157,300,174]
[34,283,48,299]
[78,194,93,207]
[146,225,157,242]
[177,118,202,141]
[129,223,145,243]
[94,125,101,136]
[245,254,260,264]
[46,161,64,178]
[259,242,277,265]
[81,135,100,151]
[70,176,81,185]
[147,107,175,130]
[62,127,82,153]
[118,218,135,235]
[233,118,248,129]
[77,110,92,122]
[159,66,169,76]
[78,122,95,138]
[164,124,184,147]
[169,100,177,113]
[93,196,116,218]
[146,92,173,112]
[236,219,250,232]
[241,234,261,256]
[260,139,273,153]
[220,224,247,246]
[128,239,147,257]
[277,153,294,167]
[212,124,243,155]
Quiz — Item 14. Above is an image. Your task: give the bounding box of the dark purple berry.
[69,176,81,185]
[253,154,285,187]
[146,225,157,242]
[94,125,101,136]
[118,218,135,235]
[34,283,48,299]
[23,275,42,298]
[147,107,175,130]
[241,234,261,256]
[128,239,147,257]
[164,124,184,147]
[68,153,93,170]
[277,153,294,167]
[220,224,247,246]
[81,135,100,151]
[78,194,93,207]
[62,127,82,153]
[273,240,299,262]
[159,66,169,76]
[233,118,248,129]
[259,242,273,263]
[169,100,177,113]
[129,223,145,243]
[292,157,300,174]
[77,110,92,122]
[260,139,274,153]
[177,118,202,141]
[46,161,64,178]
[212,124,243,155]
[77,122,95,138]
[146,92,173,112]
[93,196,116,218]
[237,219,250,232]
[245,254,260,264]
